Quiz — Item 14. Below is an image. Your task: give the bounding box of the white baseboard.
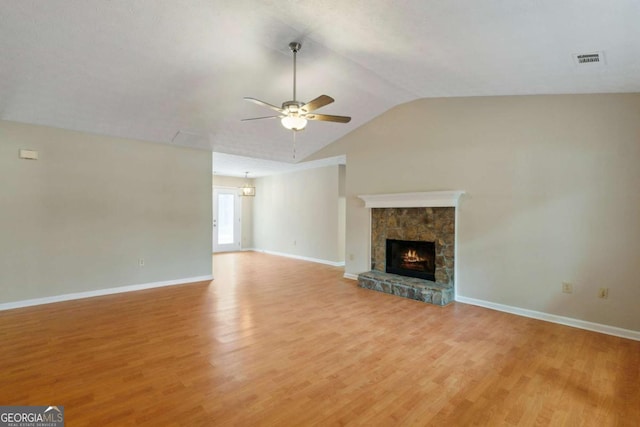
[343,273,359,280]
[252,249,345,267]
[0,275,214,312]
[455,295,640,342]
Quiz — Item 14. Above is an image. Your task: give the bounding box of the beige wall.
[253,165,344,264]
[0,121,212,303]
[211,174,254,249]
[309,94,640,331]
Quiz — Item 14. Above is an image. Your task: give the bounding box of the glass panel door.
[217,193,235,245]
[213,188,241,252]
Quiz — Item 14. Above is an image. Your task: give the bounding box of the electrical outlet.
[349,254,354,261]
[562,282,573,294]
[598,287,609,299]
[138,258,145,267]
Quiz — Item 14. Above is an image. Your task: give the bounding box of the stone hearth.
[358,270,454,306]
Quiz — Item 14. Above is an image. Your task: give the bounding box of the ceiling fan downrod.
[289,42,301,102]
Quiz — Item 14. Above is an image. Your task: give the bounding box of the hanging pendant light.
[240,172,255,197]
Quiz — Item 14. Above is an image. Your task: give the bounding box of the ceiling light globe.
[281,116,307,131]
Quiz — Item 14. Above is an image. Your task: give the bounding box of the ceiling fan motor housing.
[282,100,304,113]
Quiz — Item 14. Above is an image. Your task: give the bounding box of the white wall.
[338,165,346,261]
[0,120,212,303]
[253,165,344,264]
[211,174,254,249]
[308,94,640,331]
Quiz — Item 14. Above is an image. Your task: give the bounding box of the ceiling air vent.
[573,51,605,66]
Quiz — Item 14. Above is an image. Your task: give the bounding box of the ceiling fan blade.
[241,115,282,121]
[244,97,283,113]
[305,113,351,123]
[301,95,334,113]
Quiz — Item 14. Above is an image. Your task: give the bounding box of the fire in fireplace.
[386,239,435,281]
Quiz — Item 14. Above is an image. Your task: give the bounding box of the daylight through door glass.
[217,193,235,245]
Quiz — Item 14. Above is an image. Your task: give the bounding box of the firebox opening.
[386,239,435,281]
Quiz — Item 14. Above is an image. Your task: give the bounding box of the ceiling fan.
[242,42,351,131]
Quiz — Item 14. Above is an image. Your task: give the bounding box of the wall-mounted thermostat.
[19,149,39,160]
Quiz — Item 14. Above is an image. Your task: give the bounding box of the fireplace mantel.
[358,191,464,208]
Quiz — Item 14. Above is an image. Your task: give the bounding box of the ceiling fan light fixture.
[281,115,307,131]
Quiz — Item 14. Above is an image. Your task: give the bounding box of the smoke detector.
[572,51,605,66]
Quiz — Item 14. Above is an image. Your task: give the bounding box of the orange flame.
[402,250,425,263]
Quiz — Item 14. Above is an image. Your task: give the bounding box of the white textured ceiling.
[1,1,639,165]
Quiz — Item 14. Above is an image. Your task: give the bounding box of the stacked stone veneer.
[372,207,455,284]
[358,207,456,306]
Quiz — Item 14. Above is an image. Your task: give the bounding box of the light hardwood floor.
[1,252,638,426]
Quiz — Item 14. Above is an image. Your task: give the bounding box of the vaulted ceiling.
[1,1,639,164]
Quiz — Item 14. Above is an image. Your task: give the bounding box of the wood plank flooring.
[1,251,638,426]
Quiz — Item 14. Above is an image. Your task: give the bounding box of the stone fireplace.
[356,191,463,306]
[372,207,454,285]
